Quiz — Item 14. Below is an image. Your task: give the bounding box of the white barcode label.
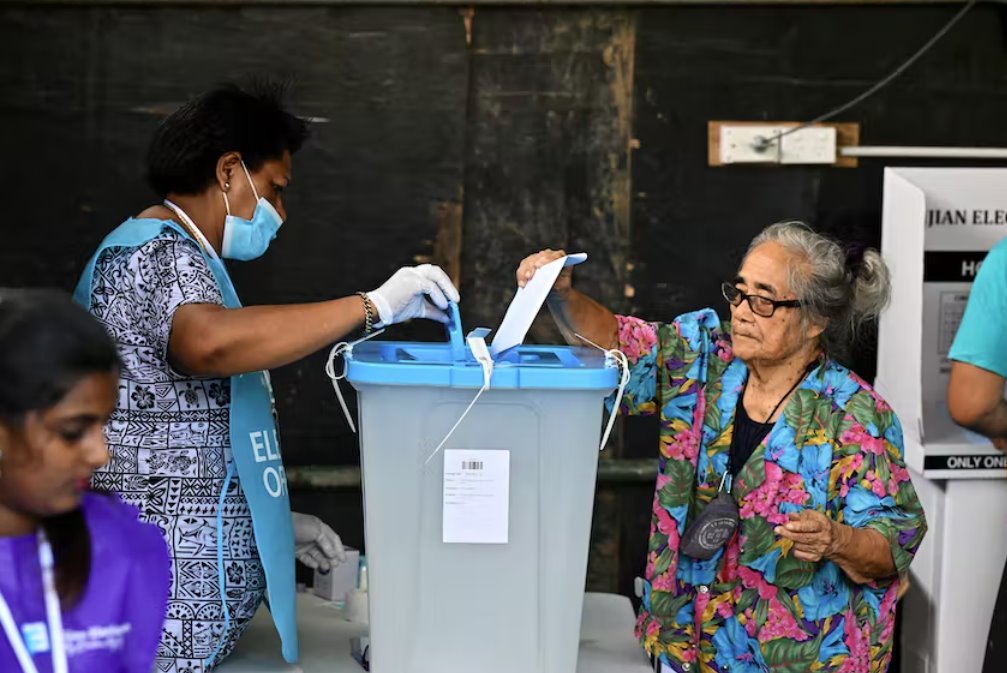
[443,449,510,544]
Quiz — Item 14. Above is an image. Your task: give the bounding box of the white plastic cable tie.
[423,333,493,466]
[575,333,630,451]
[325,329,386,433]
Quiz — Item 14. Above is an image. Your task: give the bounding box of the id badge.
[22,622,50,654]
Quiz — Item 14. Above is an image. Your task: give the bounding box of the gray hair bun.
[747,221,892,358]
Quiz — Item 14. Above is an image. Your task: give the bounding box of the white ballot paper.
[489,252,587,357]
[442,449,510,544]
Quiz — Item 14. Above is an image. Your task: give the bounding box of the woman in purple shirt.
[0,289,170,673]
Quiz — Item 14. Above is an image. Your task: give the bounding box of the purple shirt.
[0,492,170,673]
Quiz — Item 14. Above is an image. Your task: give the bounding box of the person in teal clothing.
[947,236,1007,673]
[948,237,1007,449]
[74,82,459,672]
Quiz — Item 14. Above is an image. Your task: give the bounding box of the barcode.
[462,460,484,470]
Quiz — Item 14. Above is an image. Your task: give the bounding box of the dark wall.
[2,4,1007,609]
[630,4,1007,384]
[0,5,470,469]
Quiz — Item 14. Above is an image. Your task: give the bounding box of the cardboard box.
[312,548,360,602]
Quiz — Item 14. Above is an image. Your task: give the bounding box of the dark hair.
[145,80,309,198]
[0,288,121,606]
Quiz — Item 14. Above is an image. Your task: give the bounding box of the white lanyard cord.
[39,537,67,673]
[163,200,220,260]
[205,463,236,668]
[0,532,68,673]
[0,591,35,673]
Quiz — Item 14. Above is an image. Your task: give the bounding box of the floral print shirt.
[617,310,927,673]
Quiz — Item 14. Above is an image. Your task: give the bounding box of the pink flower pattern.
[614,311,927,673]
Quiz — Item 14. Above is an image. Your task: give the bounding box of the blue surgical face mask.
[221,161,284,261]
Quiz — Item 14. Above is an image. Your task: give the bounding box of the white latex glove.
[292,511,346,572]
[368,264,460,327]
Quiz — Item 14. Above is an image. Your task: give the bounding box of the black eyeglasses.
[721,282,801,318]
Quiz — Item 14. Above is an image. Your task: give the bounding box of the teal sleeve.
[949,238,1007,378]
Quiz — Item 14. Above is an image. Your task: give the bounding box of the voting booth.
[875,168,1007,673]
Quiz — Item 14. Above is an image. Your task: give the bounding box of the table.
[220,592,654,673]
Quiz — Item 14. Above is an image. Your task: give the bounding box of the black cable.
[753,0,979,154]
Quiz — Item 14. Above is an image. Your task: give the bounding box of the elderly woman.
[518,221,926,673]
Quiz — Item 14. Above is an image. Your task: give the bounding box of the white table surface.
[219,592,653,673]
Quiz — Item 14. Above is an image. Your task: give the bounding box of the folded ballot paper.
[489,252,587,357]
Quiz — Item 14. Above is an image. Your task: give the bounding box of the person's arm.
[515,249,724,420]
[546,288,619,351]
[167,255,458,378]
[170,298,366,378]
[948,240,1007,448]
[827,522,897,584]
[517,249,618,349]
[948,361,1007,449]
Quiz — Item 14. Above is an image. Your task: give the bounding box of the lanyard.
[0,531,68,673]
[724,362,816,492]
[163,200,220,261]
[162,199,280,439]
[162,202,279,426]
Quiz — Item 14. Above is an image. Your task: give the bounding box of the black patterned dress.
[86,226,264,672]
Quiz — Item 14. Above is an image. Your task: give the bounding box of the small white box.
[312,548,360,602]
[719,125,836,165]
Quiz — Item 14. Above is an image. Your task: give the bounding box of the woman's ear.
[215,152,242,193]
[804,317,827,343]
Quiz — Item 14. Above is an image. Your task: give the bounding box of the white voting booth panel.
[899,475,1007,673]
[876,168,1007,673]
[878,168,1007,479]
